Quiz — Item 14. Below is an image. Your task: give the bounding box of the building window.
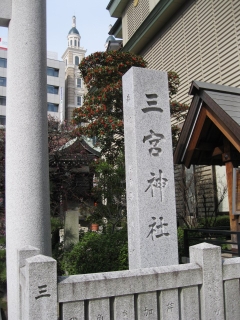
[74,40,77,46]
[47,85,58,95]
[47,103,58,112]
[0,58,7,68]
[0,96,6,106]
[66,59,67,66]
[0,77,6,87]
[47,67,59,77]
[75,56,79,66]
[77,96,82,106]
[0,116,6,125]
[77,78,81,88]
[70,40,72,46]
[78,41,80,47]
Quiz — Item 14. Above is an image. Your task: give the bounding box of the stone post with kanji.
[123,67,178,269]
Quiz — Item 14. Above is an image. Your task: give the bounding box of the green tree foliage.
[73,51,188,160]
[61,226,128,275]
[73,51,147,162]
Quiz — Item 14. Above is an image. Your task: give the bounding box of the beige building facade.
[62,16,87,120]
[108,0,240,105]
[107,0,238,217]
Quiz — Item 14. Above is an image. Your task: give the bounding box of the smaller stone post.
[19,247,57,320]
[190,243,224,320]
[19,249,57,320]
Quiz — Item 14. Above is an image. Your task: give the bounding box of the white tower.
[62,16,87,119]
[68,16,81,49]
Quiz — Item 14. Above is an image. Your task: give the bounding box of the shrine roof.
[174,81,240,167]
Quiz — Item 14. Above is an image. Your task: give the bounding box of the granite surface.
[5,1,51,318]
[123,67,178,269]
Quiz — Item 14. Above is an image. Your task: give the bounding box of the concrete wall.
[0,0,11,27]
[47,58,65,121]
[19,243,240,320]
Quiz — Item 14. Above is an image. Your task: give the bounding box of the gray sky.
[0,0,117,59]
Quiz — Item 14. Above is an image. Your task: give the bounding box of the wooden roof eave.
[181,106,207,168]
[174,88,240,168]
[199,90,240,153]
[173,94,202,165]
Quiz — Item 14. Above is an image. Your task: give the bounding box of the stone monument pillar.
[123,67,178,269]
[5,1,51,318]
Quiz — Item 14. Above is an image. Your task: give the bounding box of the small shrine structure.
[174,81,240,233]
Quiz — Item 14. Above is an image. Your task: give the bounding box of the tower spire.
[72,16,76,28]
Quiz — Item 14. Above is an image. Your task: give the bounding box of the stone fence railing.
[19,243,240,320]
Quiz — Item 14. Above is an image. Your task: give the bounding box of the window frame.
[47,102,59,112]
[77,78,82,88]
[0,115,6,125]
[0,77,6,87]
[47,85,59,95]
[0,96,6,106]
[47,67,59,77]
[0,58,7,68]
[77,96,82,106]
[75,56,79,66]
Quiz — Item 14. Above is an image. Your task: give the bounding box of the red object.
[90,223,99,231]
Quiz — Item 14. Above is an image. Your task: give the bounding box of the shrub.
[61,226,128,275]
[198,215,230,228]
[215,215,230,227]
